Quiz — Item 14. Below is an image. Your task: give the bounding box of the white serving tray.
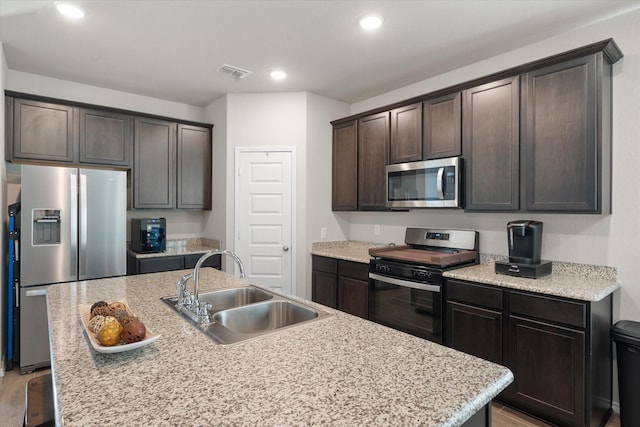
[79,301,160,354]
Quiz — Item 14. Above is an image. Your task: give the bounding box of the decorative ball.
[90,301,108,313]
[97,316,123,346]
[120,320,147,344]
[91,305,113,319]
[121,315,140,327]
[88,315,107,334]
[111,308,130,325]
[109,301,128,312]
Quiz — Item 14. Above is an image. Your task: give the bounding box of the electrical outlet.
[320,227,327,239]
[374,224,380,235]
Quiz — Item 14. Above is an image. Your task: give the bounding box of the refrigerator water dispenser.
[32,209,61,245]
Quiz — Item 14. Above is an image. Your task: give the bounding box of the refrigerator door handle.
[25,289,48,297]
[79,173,88,277]
[70,172,78,277]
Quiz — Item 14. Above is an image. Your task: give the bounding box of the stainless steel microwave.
[386,157,463,208]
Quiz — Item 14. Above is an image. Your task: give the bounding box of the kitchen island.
[47,268,513,426]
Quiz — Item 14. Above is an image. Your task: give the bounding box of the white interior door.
[235,149,294,295]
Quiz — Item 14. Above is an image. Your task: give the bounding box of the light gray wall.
[202,92,348,299]
[203,96,228,249]
[0,43,7,374]
[6,70,204,123]
[304,93,350,298]
[345,9,640,324]
[224,92,307,296]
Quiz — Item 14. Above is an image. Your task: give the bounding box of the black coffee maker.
[507,220,543,264]
[495,220,552,278]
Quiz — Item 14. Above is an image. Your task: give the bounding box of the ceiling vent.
[216,64,253,79]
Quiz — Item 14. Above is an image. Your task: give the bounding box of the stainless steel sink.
[198,286,274,312]
[161,286,273,314]
[161,285,331,345]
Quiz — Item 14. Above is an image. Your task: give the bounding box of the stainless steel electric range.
[368,227,479,344]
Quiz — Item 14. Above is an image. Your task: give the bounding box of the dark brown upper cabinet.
[330,39,621,214]
[522,54,608,213]
[133,119,212,210]
[389,103,422,164]
[79,108,132,167]
[177,124,212,209]
[331,120,358,211]
[7,97,133,168]
[133,117,177,209]
[8,98,76,163]
[358,111,389,211]
[423,92,461,159]
[463,76,520,211]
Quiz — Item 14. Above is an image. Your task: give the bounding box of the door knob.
[283,245,289,252]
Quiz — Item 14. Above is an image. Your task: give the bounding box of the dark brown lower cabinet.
[311,255,369,319]
[312,270,338,309]
[446,279,503,364]
[447,301,502,364]
[504,315,585,426]
[127,252,221,275]
[338,276,368,319]
[444,279,613,427]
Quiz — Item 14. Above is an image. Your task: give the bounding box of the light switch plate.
[320,227,327,239]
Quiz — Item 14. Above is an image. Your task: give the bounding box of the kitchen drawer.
[138,256,184,274]
[446,279,503,311]
[338,260,369,281]
[184,253,221,270]
[509,291,586,329]
[312,255,338,274]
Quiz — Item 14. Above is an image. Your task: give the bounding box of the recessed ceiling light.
[55,2,87,19]
[358,14,383,30]
[270,70,287,80]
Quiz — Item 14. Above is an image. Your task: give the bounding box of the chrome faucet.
[194,250,246,301]
[176,250,246,324]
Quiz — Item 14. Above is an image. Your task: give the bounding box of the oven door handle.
[369,273,441,293]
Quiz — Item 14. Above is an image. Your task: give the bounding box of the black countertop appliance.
[495,220,552,278]
[130,218,166,253]
[507,220,543,264]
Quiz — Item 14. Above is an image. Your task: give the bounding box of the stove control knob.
[376,264,391,273]
[413,270,432,280]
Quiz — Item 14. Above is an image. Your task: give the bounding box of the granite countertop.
[444,261,619,302]
[129,237,221,259]
[311,240,386,263]
[312,241,619,302]
[47,269,513,426]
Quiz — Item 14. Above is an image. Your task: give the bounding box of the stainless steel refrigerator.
[20,165,126,373]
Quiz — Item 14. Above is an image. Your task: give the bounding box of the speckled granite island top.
[47,269,513,426]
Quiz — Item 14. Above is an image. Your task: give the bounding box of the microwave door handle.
[436,167,445,199]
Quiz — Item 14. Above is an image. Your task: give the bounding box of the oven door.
[369,272,442,343]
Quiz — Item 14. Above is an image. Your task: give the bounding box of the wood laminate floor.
[492,401,620,427]
[0,367,623,427]
[1,367,52,427]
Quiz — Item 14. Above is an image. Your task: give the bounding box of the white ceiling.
[1,0,639,107]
